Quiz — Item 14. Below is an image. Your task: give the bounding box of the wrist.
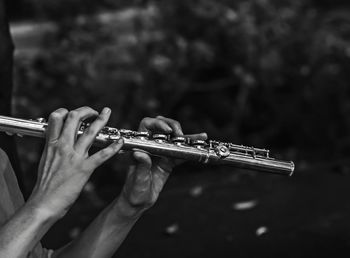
[26,196,62,223]
[111,196,145,221]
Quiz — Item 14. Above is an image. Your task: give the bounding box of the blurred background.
[2,0,350,257]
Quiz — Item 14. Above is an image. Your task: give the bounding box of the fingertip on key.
[201,132,208,139]
[164,124,173,133]
[102,107,111,115]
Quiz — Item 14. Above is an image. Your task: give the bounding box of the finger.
[132,151,153,189]
[126,165,136,180]
[155,116,183,136]
[75,107,111,153]
[88,138,124,169]
[184,132,208,141]
[37,143,49,180]
[138,117,173,134]
[152,166,171,194]
[120,152,153,208]
[60,107,98,145]
[133,151,153,174]
[46,108,69,143]
[148,157,173,195]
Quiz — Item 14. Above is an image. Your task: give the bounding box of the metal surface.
[0,115,295,176]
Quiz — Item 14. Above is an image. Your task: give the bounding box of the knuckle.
[173,120,181,127]
[99,148,111,159]
[79,106,90,110]
[68,110,78,119]
[82,106,96,113]
[56,142,69,154]
[141,117,151,124]
[49,109,67,121]
[49,112,60,122]
[85,127,97,137]
[96,114,106,122]
[57,108,69,114]
[88,106,96,112]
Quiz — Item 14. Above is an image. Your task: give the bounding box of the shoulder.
[0,148,25,208]
[0,148,14,183]
[0,148,9,159]
[0,148,10,173]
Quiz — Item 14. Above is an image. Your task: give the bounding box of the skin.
[0,106,207,258]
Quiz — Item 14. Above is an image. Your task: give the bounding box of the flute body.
[0,115,294,176]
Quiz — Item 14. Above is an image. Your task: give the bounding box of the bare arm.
[0,106,205,258]
[52,198,141,258]
[0,107,123,258]
[0,200,56,257]
[52,116,207,258]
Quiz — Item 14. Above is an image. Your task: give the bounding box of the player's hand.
[117,116,207,217]
[28,106,123,219]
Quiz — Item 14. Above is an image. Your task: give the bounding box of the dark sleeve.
[0,0,14,112]
[0,0,26,198]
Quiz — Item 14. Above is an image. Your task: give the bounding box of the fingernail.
[177,129,184,136]
[102,107,111,115]
[164,124,173,132]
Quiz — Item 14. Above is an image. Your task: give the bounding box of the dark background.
[2,0,350,257]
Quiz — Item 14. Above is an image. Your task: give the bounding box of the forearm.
[0,200,56,258]
[53,198,142,258]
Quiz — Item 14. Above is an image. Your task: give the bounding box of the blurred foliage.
[7,0,350,250]
[12,0,350,171]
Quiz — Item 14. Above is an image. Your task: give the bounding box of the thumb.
[133,151,152,171]
[132,151,153,186]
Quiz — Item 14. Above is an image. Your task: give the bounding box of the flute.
[0,115,294,176]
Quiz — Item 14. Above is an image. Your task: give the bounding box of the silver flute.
[0,115,294,176]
